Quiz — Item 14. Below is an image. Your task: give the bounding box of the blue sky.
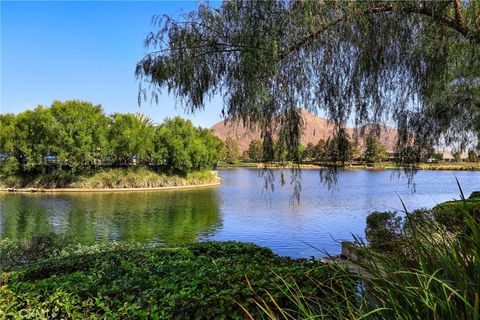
[1,1,223,128]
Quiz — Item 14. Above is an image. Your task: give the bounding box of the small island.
[0,101,223,191]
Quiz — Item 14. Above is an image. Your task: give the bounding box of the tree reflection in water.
[0,189,222,246]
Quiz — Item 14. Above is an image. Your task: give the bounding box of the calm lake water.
[1,169,479,258]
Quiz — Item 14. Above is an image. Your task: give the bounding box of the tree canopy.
[155,116,222,173]
[222,136,240,163]
[51,101,110,169]
[364,135,389,164]
[0,101,221,176]
[247,140,264,162]
[109,113,155,166]
[136,0,480,165]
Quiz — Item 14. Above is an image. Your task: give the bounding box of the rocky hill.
[210,109,397,152]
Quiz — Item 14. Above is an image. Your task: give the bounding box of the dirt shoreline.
[0,180,221,193]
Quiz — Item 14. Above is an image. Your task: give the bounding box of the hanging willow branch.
[136,0,480,165]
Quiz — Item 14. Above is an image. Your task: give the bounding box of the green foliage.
[13,106,59,171]
[452,151,462,162]
[221,136,240,163]
[366,194,480,253]
[50,100,110,170]
[432,194,480,233]
[323,129,353,165]
[0,171,78,188]
[196,128,223,168]
[287,143,305,162]
[363,135,388,165]
[467,149,478,162]
[0,234,66,272]
[301,143,315,161]
[109,113,155,166]
[365,211,403,253]
[75,167,218,189]
[0,157,19,177]
[0,114,16,156]
[247,139,263,161]
[358,206,480,319]
[273,139,287,163]
[0,101,221,180]
[155,117,222,174]
[365,207,458,255]
[469,191,480,199]
[0,241,343,319]
[258,199,480,319]
[313,139,327,162]
[0,167,217,189]
[136,0,480,165]
[432,152,444,161]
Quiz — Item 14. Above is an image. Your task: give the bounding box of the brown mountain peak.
[210,109,397,152]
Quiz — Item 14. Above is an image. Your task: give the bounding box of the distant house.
[440,151,468,162]
[442,152,454,162]
[386,150,396,162]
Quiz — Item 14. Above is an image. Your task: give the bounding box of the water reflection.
[1,169,479,258]
[0,189,221,246]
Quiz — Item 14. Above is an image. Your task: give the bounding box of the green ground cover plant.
[0,240,349,319]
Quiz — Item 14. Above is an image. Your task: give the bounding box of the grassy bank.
[0,240,347,319]
[218,161,327,169]
[217,160,259,168]
[383,162,480,171]
[416,162,480,170]
[0,167,219,189]
[220,161,480,171]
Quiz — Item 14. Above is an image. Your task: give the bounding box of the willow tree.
[136,0,480,164]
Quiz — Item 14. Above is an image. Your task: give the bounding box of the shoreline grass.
[218,161,480,171]
[252,188,480,319]
[0,167,219,190]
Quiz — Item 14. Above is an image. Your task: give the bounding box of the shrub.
[359,206,480,320]
[468,191,480,199]
[257,200,480,320]
[0,167,217,189]
[365,211,402,253]
[0,234,66,272]
[0,157,19,177]
[0,240,345,319]
[433,196,480,233]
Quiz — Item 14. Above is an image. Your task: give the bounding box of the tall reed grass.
[252,189,480,319]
